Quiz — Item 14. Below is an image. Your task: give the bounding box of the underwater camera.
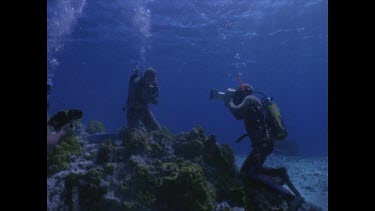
[210,88,237,101]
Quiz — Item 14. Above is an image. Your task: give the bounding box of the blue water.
[47,0,327,156]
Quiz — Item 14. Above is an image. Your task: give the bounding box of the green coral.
[201,135,246,207]
[123,129,151,153]
[157,160,216,211]
[134,163,158,189]
[160,162,179,181]
[204,140,236,173]
[47,134,82,175]
[86,120,106,135]
[149,141,164,157]
[174,138,204,159]
[148,127,176,157]
[83,167,105,184]
[121,158,158,210]
[63,168,108,211]
[123,158,216,211]
[187,125,206,140]
[173,126,207,159]
[176,126,206,142]
[123,201,138,210]
[51,126,266,210]
[135,191,155,209]
[104,163,116,175]
[149,127,175,142]
[97,139,114,164]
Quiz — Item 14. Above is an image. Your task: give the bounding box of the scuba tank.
[254,92,288,140]
[232,74,287,142]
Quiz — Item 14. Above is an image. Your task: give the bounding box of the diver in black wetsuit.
[225,83,304,211]
[125,67,161,132]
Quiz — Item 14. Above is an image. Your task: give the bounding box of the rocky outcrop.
[47,125,323,211]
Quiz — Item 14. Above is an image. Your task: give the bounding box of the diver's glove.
[48,109,82,132]
[224,96,233,108]
[130,67,139,82]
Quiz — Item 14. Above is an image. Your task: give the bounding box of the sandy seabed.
[235,154,328,211]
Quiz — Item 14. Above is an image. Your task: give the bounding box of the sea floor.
[235,154,328,211]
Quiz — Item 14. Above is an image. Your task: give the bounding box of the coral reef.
[47,133,82,175]
[97,139,114,164]
[47,126,323,211]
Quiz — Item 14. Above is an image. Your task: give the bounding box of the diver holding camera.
[125,66,161,132]
[210,79,304,211]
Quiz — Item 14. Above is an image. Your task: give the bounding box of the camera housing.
[210,88,236,101]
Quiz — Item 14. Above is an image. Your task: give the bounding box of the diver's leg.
[241,152,294,201]
[143,110,161,131]
[257,166,304,211]
[240,153,254,177]
[248,165,294,200]
[259,166,288,185]
[259,167,287,176]
[257,167,286,186]
[281,171,302,198]
[127,108,141,129]
[260,167,302,197]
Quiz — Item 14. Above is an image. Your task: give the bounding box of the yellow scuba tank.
[254,92,288,140]
[265,99,287,140]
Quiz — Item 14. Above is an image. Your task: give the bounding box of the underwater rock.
[96,139,114,164]
[215,202,231,211]
[242,178,288,211]
[122,128,151,153]
[156,160,216,211]
[63,167,109,211]
[242,178,324,211]
[174,137,204,159]
[298,201,324,211]
[47,126,323,211]
[215,202,245,211]
[172,126,206,160]
[203,135,245,207]
[47,133,82,175]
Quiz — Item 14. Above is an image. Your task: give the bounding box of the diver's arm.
[126,76,142,109]
[130,68,139,82]
[144,85,159,105]
[144,110,161,131]
[228,95,253,114]
[47,127,67,153]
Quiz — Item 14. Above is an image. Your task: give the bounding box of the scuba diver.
[211,77,304,211]
[47,81,82,153]
[125,67,161,132]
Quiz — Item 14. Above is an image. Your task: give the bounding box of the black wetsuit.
[229,94,295,201]
[126,72,161,131]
